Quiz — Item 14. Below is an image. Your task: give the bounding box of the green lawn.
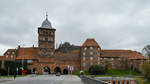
[104,69,141,77]
[136,77,150,84]
[73,69,142,77]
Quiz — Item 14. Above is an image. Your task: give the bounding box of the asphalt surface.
[0,75,83,84]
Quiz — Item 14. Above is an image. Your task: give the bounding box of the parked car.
[55,72,61,76]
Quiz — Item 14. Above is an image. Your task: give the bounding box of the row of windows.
[6,55,15,59]
[83,52,100,56]
[39,37,53,41]
[84,47,100,51]
[6,51,15,55]
[102,58,120,60]
[83,57,101,61]
[40,31,54,35]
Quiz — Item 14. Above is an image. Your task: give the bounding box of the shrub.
[0,68,7,75]
[141,62,150,80]
[89,65,106,75]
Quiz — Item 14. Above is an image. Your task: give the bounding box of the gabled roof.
[4,49,17,55]
[82,38,100,47]
[101,50,145,60]
[16,47,38,60]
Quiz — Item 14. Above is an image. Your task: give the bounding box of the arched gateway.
[54,67,61,74]
[42,66,51,75]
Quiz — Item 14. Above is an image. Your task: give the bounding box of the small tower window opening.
[45,37,48,41]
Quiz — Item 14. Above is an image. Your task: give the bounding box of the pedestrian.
[13,72,16,80]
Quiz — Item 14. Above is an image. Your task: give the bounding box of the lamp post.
[22,44,25,75]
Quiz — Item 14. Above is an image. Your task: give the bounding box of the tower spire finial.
[46,12,48,19]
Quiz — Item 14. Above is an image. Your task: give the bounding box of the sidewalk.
[62,75,84,84]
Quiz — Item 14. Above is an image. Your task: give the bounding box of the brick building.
[0,15,146,74]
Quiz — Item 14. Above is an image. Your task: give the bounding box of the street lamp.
[22,44,25,75]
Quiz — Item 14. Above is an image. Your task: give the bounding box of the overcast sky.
[0,0,150,55]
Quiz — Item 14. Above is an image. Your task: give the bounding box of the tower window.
[45,38,48,41]
[89,51,94,55]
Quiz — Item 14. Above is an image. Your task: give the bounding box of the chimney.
[18,45,20,49]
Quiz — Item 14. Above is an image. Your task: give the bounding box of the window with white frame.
[83,52,86,56]
[118,58,120,60]
[98,48,100,50]
[83,63,86,67]
[11,55,13,59]
[89,51,94,55]
[84,47,87,51]
[83,57,86,61]
[89,47,94,50]
[7,52,10,54]
[6,55,8,58]
[97,52,100,56]
[12,52,15,54]
[112,58,114,60]
[98,62,100,65]
[98,57,101,61]
[90,57,93,60]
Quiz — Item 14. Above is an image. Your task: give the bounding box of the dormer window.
[98,48,100,50]
[6,55,8,59]
[7,52,10,54]
[12,52,15,54]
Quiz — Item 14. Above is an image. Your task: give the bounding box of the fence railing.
[81,75,108,84]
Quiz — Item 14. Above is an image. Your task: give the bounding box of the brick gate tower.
[38,14,56,57]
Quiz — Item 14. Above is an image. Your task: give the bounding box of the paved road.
[0,75,83,84]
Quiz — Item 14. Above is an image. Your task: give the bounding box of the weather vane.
[46,12,48,19]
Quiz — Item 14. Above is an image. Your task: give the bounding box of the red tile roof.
[16,47,38,60]
[101,50,145,60]
[82,38,100,47]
